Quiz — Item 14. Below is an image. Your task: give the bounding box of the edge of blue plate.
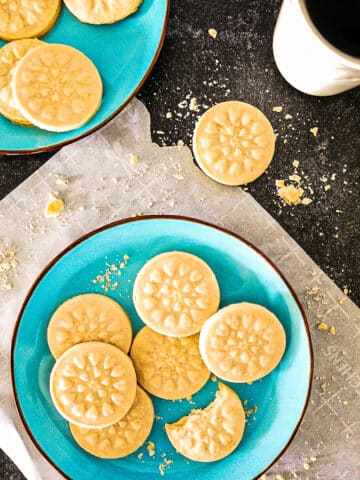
[11,215,314,480]
[0,1,170,155]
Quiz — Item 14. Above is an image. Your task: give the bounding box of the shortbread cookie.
[0,0,61,41]
[133,251,220,337]
[130,327,210,400]
[193,101,276,185]
[70,386,154,458]
[47,294,132,359]
[47,293,132,358]
[12,44,102,132]
[199,303,286,383]
[50,342,137,428]
[165,383,245,462]
[0,39,44,125]
[63,0,143,25]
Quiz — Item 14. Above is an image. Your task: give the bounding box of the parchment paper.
[0,99,359,480]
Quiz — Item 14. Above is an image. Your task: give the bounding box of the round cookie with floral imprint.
[193,101,276,186]
[130,326,210,400]
[165,382,245,462]
[70,386,154,458]
[50,342,136,428]
[63,0,143,25]
[0,39,44,125]
[12,43,102,132]
[133,251,220,337]
[47,293,132,359]
[199,303,286,383]
[0,0,61,41]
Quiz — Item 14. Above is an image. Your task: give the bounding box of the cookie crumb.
[45,196,64,218]
[189,97,199,112]
[55,176,69,185]
[272,106,283,112]
[329,326,336,335]
[245,405,258,416]
[289,174,301,183]
[146,441,155,457]
[137,452,144,459]
[317,322,329,331]
[210,374,217,382]
[130,154,139,165]
[173,173,184,180]
[301,197,312,205]
[91,254,130,293]
[159,455,173,476]
[292,160,299,168]
[276,179,285,187]
[277,184,304,205]
[166,112,172,119]
[208,28,217,39]
[310,127,319,137]
[285,114,293,120]
[0,241,18,291]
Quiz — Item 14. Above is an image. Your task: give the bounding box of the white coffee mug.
[273,0,360,96]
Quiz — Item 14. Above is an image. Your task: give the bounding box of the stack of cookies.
[47,250,286,463]
[0,0,143,132]
[47,294,154,458]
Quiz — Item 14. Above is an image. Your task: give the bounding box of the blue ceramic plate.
[0,0,169,154]
[12,216,313,480]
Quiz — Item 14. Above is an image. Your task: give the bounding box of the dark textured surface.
[0,1,359,478]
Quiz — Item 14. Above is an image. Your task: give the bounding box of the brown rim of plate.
[11,214,314,480]
[0,0,170,155]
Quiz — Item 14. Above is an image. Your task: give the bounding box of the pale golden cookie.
[63,0,143,25]
[47,293,132,359]
[0,39,44,125]
[0,0,61,41]
[70,386,154,458]
[199,303,286,383]
[50,342,137,428]
[193,101,276,185]
[133,251,220,337]
[165,382,245,462]
[12,44,102,132]
[130,327,210,400]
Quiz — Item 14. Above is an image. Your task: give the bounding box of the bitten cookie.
[165,383,245,462]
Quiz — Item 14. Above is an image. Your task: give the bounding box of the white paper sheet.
[0,99,359,480]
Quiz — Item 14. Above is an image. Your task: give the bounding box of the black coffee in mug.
[305,0,360,58]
